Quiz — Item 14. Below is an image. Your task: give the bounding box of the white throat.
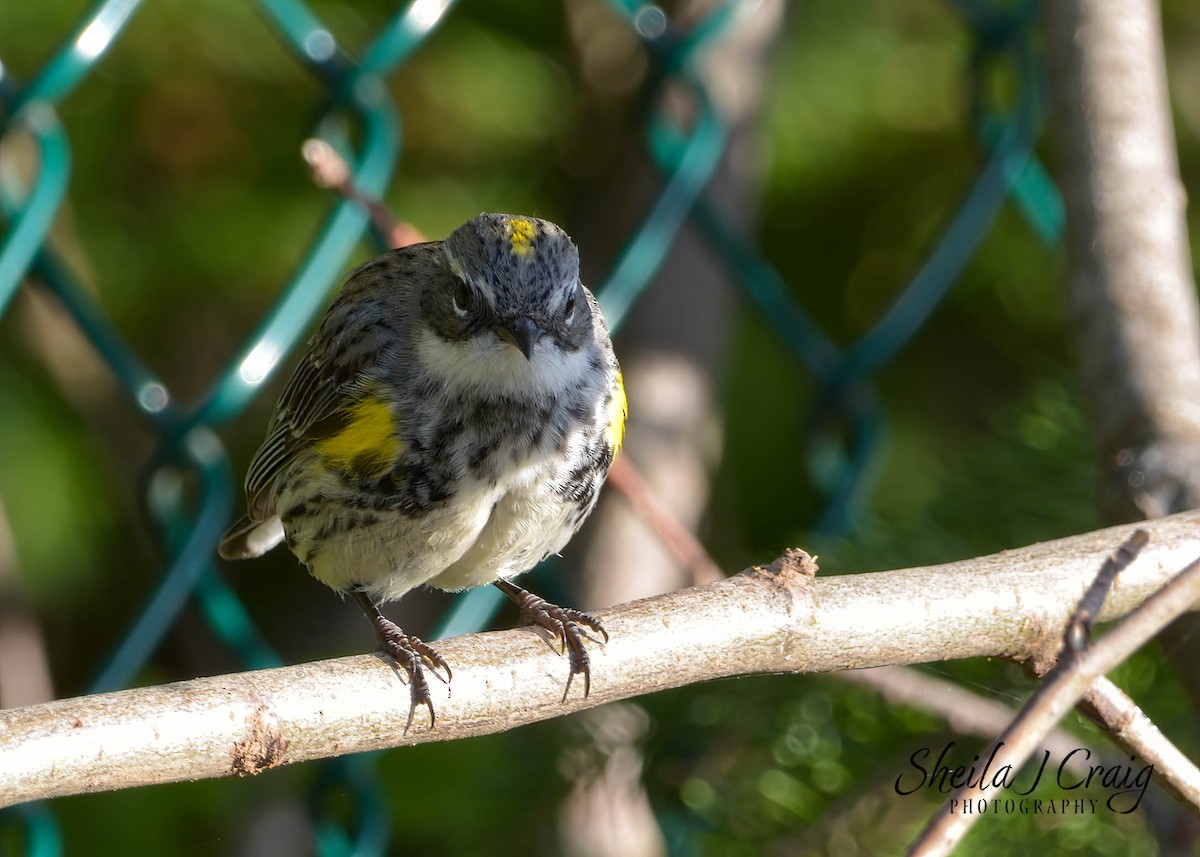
[417,328,591,400]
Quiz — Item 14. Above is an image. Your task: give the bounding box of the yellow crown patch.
[506,217,538,257]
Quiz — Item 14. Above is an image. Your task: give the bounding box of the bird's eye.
[452,281,475,319]
[563,287,579,325]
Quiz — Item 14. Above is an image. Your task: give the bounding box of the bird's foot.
[353,591,451,730]
[494,579,608,699]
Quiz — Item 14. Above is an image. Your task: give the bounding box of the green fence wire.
[0,0,1060,854]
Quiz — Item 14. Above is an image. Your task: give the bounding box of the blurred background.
[1,0,1199,854]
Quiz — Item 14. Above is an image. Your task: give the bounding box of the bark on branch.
[1045,0,1200,521]
[3,512,1200,808]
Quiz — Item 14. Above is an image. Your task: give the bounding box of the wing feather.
[240,250,423,520]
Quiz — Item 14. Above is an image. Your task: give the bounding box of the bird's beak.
[499,316,541,361]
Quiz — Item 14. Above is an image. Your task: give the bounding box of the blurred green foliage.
[2,0,1199,854]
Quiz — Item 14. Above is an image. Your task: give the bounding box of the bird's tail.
[218,515,286,560]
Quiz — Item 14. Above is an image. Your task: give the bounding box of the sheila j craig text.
[894,741,1152,814]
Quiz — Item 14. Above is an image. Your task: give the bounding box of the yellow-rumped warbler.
[219,213,626,724]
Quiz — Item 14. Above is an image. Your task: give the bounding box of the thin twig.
[1043,532,1200,812]
[1063,529,1149,652]
[908,548,1200,856]
[0,497,53,709]
[1023,656,1200,813]
[840,667,1094,780]
[300,138,424,248]
[1078,677,1200,810]
[606,455,724,585]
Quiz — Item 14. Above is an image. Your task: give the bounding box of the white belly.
[302,462,577,603]
[427,476,577,592]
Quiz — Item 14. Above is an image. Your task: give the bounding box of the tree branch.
[909,543,1200,855]
[1045,0,1200,522]
[1076,676,1200,810]
[839,667,1096,780]
[1044,0,1200,777]
[2,513,1199,808]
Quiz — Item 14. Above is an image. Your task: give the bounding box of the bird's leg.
[352,590,452,730]
[494,579,608,699]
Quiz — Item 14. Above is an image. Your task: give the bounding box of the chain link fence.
[0,0,1072,853]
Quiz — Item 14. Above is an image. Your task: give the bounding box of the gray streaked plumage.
[220,213,625,723]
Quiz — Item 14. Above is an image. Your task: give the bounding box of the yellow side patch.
[607,371,628,455]
[316,395,402,478]
[507,217,537,257]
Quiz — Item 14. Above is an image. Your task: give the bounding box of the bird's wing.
[242,254,413,521]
